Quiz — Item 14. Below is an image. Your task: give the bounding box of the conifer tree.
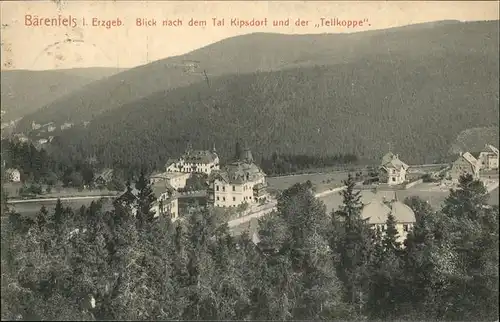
[36,205,48,229]
[50,198,64,235]
[366,212,404,319]
[382,212,401,253]
[331,174,373,317]
[135,172,156,229]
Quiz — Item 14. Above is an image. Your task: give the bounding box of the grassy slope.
[1,67,125,122]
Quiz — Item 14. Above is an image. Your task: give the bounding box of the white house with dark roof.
[450,152,480,181]
[208,147,268,207]
[361,194,416,244]
[114,182,179,220]
[166,144,219,175]
[478,144,499,171]
[379,152,409,185]
[151,182,179,220]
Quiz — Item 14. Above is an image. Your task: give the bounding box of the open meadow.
[267,170,353,194]
[3,182,119,199]
[318,181,499,214]
[7,198,115,218]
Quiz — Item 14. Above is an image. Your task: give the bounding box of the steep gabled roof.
[361,199,416,225]
[182,150,218,164]
[361,201,391,224]
[96,168,114,181]
[381,152,395,166]
[380,152,409,171]
[217,161,265,184]
[165,158,177,167]
[151,182,177,200]
[114,189,138,206]
[390,201,417,223]
[485,144,499,156]
[208,170,229,183]
[461,152,479,168]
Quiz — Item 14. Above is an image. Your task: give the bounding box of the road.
[7,195,117,204]
[227,185,347,228]
[6,174,497,228]
[227,178,499,230]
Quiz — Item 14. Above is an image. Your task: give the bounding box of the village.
[6,141,497,246]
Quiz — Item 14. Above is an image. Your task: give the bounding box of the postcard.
[1,1,499,321]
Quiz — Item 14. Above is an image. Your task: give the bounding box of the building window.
[403,224,409,232]
[217,196,219,201]
[392,177,396,182]
[233,197,236,201]
[232,185,235,191]
[223,186,225,192]
[223,197,225,201]
[216,185,219,191]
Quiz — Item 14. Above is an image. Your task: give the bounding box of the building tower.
[240,144,254,164]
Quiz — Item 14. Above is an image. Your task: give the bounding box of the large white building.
[208,147,268,208]
[166,145,219,175]
[150,171,190,190]
[379,152,409,185]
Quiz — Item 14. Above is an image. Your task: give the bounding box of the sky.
[1,1,498,70]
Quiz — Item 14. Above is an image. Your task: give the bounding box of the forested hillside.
[17,20,499,129]
[449,126,500,154]
[52,49,499,169]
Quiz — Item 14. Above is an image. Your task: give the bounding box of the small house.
[114,183,179,221]
[5,168,21,182]
[450,152,480,181]
[477,144,499,171]
[95,168,114,186]
[379,152,409,185]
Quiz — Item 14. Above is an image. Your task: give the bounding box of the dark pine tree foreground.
[0,174,498,321]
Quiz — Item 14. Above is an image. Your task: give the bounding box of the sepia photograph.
[1,1,499,320]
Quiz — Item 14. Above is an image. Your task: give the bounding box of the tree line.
[2,139,361,193]
[1,140,127,192]
[1,173,497,320]
[260,152,358,176]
